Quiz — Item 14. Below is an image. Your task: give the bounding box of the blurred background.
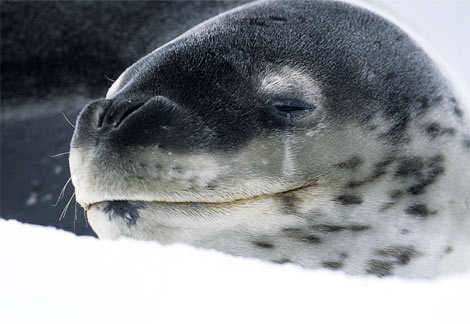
[1,0,469,237]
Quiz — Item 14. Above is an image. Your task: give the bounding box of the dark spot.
[155,163,162,170]
[311,224,370,233]
[380,202,394,211]
[282,227,303,234]
[335,156,363,170]
[463,137,470,149]
[139,163,146,168]
[268,16,287,22]
[405,204,432,217]
[401,229,409,234]
[345,158,392,189]
[361,114,373,124]
[428,154,445,169]
[248,17,267,27]
[406,154,445,195]
[395,35,404,41]
[442,127,456,136]
[301,235,321,244]
[425,122,441,138]
[390,190,404,199]
[103,201,142,226]
[282,227,321,244]
[445,246,453,254]
[346,181,362,189]
[454,106,463,118]
[375,157,395,168]
[370,164,389,176]
[335,195,363,205]
[206,181,218,189]
[419,96,430,109]
[395,157,424,178]
[369,168,387,180]
[367,260,394,277]
[273,258,291,264]
[425,123,456,138]
[397,252,415,267]
[377,246,417,265]
[254,241,275,249]
[380,113,409,145]
[385,72,396,80]
[339,252,349,259]
[322,261,343,270]
[407,184,425,195]
[450,97,463,118]
[311,224,346,233]
[349,166,387,186]
[171,165,183,172]
[349,224,371,232]
[280,193,300,214]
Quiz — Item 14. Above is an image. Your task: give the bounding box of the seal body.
[70,0,470,277]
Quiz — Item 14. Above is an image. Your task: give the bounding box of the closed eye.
[270,99,315,118]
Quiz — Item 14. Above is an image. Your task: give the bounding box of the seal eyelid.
[269,99,315,117]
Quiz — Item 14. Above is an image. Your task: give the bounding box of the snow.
[0,219,469,324]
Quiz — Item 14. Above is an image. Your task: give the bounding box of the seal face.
[70,0,470,277]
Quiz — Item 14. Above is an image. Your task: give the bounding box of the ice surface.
[0,219,468,324]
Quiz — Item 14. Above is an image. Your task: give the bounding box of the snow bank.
[0,219,468,324]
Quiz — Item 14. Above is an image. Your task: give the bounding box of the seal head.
[70,0,470,277]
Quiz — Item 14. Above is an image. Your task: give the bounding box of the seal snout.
[73,95,196,149]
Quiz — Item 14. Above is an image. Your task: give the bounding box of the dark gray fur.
[72,0,454,152]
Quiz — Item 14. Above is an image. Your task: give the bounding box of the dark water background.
[0,1,248,236]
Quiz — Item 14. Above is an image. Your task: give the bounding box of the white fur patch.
[258,65,323,106]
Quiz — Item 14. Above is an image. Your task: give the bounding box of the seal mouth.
[84,179,319,211]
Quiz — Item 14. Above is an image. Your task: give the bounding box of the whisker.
[52,177,72,207]
[46,151,70,158]
[74,201,78,231]
[61,112,76,129]
[83,208,89,227]
[104,74,115,82]
[59,192,75,221]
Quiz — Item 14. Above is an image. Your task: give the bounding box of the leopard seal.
[69,0,470,277]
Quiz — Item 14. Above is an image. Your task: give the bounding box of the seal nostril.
[96,100,113,128]
[113,102,147,128]
[99,100,147,129]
